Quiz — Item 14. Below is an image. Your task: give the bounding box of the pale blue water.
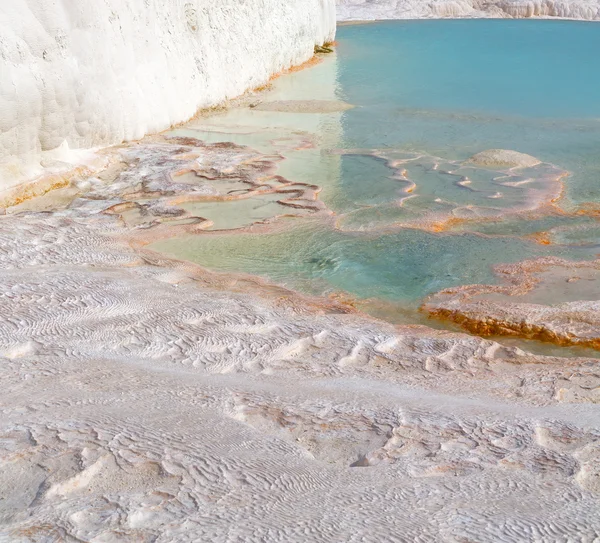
[337,20,600,205]
[157,20,600,319]
[339,20,600,119]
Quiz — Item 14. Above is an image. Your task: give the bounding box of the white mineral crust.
[0,0,335,190]
[1,1,600,541]
[0,206,599,541]
[337,0,600,20]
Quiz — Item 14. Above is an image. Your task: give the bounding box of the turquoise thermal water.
[336,20,600,206]
[156,20,600,318]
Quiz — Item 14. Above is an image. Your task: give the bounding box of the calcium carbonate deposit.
[1,138,600,542]
[0,0,335,191]
[1,1,600,542]
[337,0,600,20]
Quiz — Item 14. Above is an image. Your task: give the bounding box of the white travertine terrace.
[337,0,600,20]
[0,137,599,541]
[1,204,600,540]
[1,1,600,540]
[425,257,600,349]
[0,0,336,190]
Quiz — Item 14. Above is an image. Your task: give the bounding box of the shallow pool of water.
[155,20,600,324]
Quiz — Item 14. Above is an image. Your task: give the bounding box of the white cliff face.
[337,0,600,20]
[0,0,335,189]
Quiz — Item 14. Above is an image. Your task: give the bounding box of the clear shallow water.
[154,220,590,303]
[181,194,289,230]
[337,20,600,207]
[339,20,600,118]
[155,20,600,323]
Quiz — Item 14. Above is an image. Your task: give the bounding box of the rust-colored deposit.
[423,257,600,350]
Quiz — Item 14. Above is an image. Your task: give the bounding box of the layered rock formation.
[0,0,336,190]
[2,2,600,540]
[424,257,600,350]
[337,0,600,20]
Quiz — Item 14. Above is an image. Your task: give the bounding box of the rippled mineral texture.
[1,2,600,541]
[0,139,599,541]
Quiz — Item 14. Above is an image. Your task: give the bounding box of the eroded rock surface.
[0,147,600,540]
[425,257,600,352]
[466,149,542,169]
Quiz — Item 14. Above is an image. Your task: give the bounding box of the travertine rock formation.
[425,258,600,350]
[0,0,335,189]
[466,149,542,169]
[1,138,599,541]
[337,0,600,20]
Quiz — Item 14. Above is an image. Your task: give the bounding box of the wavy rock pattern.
[0,213,599,540]
[333,149,566,233]
[1,142,600,540]
[6,137,328,238]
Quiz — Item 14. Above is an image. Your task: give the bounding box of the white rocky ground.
[337,0,600,20]
[2,2,600,540]
[1,140,600,541]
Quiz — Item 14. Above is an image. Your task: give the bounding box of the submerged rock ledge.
[466,149,542,169]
